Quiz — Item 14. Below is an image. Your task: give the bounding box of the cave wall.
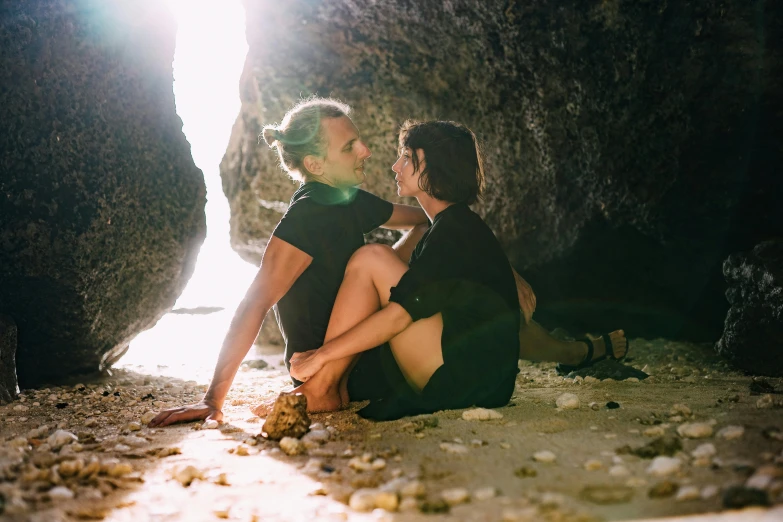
[0,0,206,386]
[221,0,782,341]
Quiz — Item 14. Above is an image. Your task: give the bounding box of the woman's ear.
[302,155,324,177]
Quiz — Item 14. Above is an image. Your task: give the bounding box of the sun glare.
[121,0,258,377]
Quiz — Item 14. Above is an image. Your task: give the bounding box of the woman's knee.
[346,243,396,272]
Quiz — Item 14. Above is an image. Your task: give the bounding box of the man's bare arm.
[382,203,428,230]
[149,236,312,427]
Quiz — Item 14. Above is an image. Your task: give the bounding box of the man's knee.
[346,243,396,272]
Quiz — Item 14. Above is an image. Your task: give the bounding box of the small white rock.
[677,422,713,439]
[140,411,156,425]
[441,487,470,506]
[202,419,219,430]
[473,487,496,501]
[756,394,774,408]
[440,442,468,455]
[172,465,202,486]
[609,465,630,477]
[48,486,74,500]
[676,485,701,501]
[555,393,580,410]
[584,459,604,471]
[533,450,557,463]
[701,485,720,499]
[691,443,717,459]
[462,408,503,421]
[644,426,666,437]
[400,480,426,498]
[646,456,682,477]
[349,488,379,512]
[47,430,78,450]
[717,425,745,440]
[279,437,306,456]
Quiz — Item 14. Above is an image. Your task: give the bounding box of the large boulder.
[716,240,783,376]
[222,0,782,341]
[0,0,206,387]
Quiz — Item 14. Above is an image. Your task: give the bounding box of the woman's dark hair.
[260,97,351,182]
[398,120,485,205]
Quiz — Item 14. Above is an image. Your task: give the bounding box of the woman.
[290,120,627,420]
[149,98,433,426]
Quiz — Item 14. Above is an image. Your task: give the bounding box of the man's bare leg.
[519,320,627,366]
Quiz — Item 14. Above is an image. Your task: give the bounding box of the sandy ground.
[1,335,782,522]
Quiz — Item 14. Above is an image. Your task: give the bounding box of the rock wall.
[222,0,782,341]
[0,0,206,386]
[716,240,783,376]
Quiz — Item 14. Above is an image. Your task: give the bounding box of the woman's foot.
[582,330,628,363]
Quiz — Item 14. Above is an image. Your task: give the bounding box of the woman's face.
[391,147,425,198]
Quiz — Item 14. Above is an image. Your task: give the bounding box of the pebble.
[691,443,717,459]
[649,480,679,498]
[47,430,77,450]
[676,485,701,501]
[584,459,604,471]
[462,408,503,421]
[717,425,745,440]
[501,507,539,521]
[473,487,496,501]
[609,465,630,477]
[555,393,580,410]
[701,485,720,499]
[141,412,156,425]
[440,442,468,455]
[757,394,774,409]
[172,465,203,486]
[107,462,133,477]
[580,485,635,504]
[126,421,141,432]
[349,489,381,512]
[48,486,75,500]
[279,437,306,456]
[677,422,713,439]
[202,419,219,430]
[646,456,682,477]
[58,459,84,477]
[589,402,600,411]
[441,487,470,506]
[668,404,692,418]
[532,450,556,463]
[644,426,666,437]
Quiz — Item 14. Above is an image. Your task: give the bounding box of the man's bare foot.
[583,330,628,362]
[338,374,351,407]
[293,381,342,413]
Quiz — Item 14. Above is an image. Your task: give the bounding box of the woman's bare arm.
[149,236,312,427]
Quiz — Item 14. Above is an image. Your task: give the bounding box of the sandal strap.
[580,337,595,367]
[603,334,615,359]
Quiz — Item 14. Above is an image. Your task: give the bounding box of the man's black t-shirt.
[357,203,519,419]
[271,182,393,378]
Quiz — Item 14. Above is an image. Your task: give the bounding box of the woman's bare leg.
[290,244,410,411]
[518,320,627,365]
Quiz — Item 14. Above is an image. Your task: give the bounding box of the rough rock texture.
[0,315,19,403]
[0,0,206,387]
[716,240,783,376]
[222,0,782,343]
[261,393,310,440]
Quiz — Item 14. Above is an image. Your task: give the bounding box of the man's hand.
[289,349,325,382]
[148,400,223,428]
[513,271,536,324]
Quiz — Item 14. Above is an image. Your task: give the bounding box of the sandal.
[556,334,629,374]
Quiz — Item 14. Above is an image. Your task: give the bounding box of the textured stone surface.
[0,315,19,403]
[222,0,782,342]
[0,0,206,386]
[716,240,783,376]
[261,393,310,440]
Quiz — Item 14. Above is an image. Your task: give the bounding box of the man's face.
[320,116,372,187]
